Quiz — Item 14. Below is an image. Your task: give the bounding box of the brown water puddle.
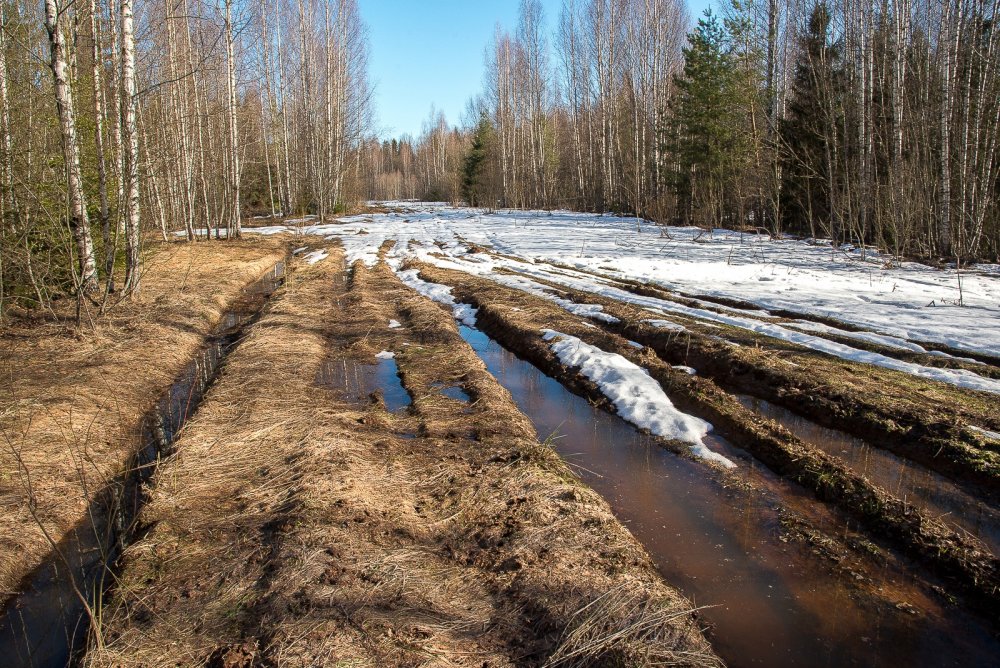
[459,324,998,667]
[736,395,1000,555]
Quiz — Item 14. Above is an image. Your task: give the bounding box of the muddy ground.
[521,263,1000,496]
[0,239,286,604]
[79,246,720,666]
[4,224,999,666]
[413,260,1000,619]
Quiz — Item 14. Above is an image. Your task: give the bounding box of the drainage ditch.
[0,263,285,668]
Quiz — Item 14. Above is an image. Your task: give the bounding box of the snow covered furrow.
[474,262,1000,395]
[395,268,478,326]
[492,255,990,366]
[414,248,1000,393]
[479,271,620,323]
[245,202,1000,376]
[302,250,329,265]
[541,329,735,468]
[785,320,930,352]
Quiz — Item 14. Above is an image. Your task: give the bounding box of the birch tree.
[120,0,141,294]
[89,0,113,285]
[0,1,11,314]
[44,0,99,293]
[223,0,241,237]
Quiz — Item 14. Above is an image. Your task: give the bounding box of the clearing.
[3,202,999,667]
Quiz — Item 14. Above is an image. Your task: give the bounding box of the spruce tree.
[779,2,844,240]
[462,117,494,207]
[668,9,750,227]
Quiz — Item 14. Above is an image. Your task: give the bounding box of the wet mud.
[459,323,1000,667]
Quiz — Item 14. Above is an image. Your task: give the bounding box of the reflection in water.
[736,395,1000,554]
[431,381,472,403]
[317,356,412,413]
[459,325,998,668]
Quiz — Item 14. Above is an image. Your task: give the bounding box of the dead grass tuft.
[544,584,717,667]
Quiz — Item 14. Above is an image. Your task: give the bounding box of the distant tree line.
[0,0,372,317]
[359,108,466,202]
[365,0,1000,262]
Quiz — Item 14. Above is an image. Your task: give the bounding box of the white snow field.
[249,202,1000,394]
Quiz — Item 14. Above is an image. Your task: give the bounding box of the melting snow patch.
[346,249,380,267]
[395,269,478,326]
[563,302,619,323]
[452,303,478,326]
[673,366,697,375]
[485,272,620,323]
[375,351,395,360]
[303,250,328,265]
[541,329,735,469]
[388,319,402,329]
[969,426,1000,441]
[787,320,927,353]
[645,319,686,332]
[292,246,309,255]
[627,341,644,350]
[237,202,1000,361]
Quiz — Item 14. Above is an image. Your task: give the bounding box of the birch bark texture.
[44,0,99,293]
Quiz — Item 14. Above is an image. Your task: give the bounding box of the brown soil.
[502,261,1000,499]
[0,238,287,603]
[82,250,720,667]
[412,261,1000,620]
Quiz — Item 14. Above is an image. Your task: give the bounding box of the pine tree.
[462,117,494,207]
[779,2,844,240]
[724,0,777,232]
[668,9,750,227]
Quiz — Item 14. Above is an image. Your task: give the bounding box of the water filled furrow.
[316,355,412,412]
[736,395,1000,555]
[0,263,285,668]
[458,324,998,667]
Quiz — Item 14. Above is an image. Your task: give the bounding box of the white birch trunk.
[938,0,954,256]
[44,0,99,293]
[89,0,113,286]
[224,0,241,237]
[120,0,142,293]
[0,2,11,313]
[0,2,14,220]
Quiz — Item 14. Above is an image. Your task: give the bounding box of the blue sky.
[360,0,714,139]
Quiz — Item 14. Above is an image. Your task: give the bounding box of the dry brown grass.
[0,238,287,602]
[83,246,348,666]
[83,252,720,667]
[313,260,719,665]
